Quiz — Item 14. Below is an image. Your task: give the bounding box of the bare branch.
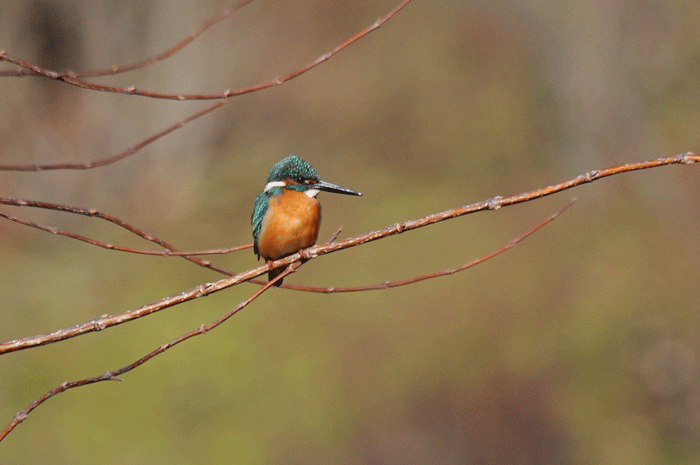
[0,197,235,275]
[0,0,413,100]
[0,152,697,354]
[286,199,576,293]
[0,100,227,171]
[0,261,297,443]
[0,0,256,78]
[0,260,271,355]
[261,152,700,292]
[0,208,251,256]
[21,1,252,78]
[0,198,571,441]
[0,0,412,172]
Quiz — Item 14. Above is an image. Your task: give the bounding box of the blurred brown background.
[1,0,699,463]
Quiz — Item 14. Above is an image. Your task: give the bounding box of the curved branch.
[0,199,574,441]
[267,151,700,292]
[0,0,256,78]
[0,200,571,441]
[286,199,576,292]
[0,0,412,100]
[0,0,412,172]
[0,208,251,256]
[0,261,297,443]
[0,100,227,171]
[0,196,235,275]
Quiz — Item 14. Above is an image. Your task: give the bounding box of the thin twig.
[293,199,576,293]
[0,197,235,275]
[0,209,251,256]
[0,0,256,78]
[0,0,412,101]
[0,198,570,441]
[0,0,412,172]
[0,261,299,443]
[0,100,227,171]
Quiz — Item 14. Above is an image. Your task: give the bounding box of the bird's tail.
[268,268,284,287]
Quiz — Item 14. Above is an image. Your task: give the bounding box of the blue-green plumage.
[251,155,362,286]
[266,154,321,185]
[251,189,272,258]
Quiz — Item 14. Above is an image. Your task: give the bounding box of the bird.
[252,155,362,286]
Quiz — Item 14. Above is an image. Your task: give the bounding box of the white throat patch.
[304,188,320,198]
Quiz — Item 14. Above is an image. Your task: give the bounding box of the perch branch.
[0,195,566,356]
[0,200,571,440]
[0,152,697,355]
[263,151,700,292]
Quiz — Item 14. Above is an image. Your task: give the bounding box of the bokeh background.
[1,0,699,463]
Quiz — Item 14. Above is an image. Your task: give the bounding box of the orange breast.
[256,189,321,261]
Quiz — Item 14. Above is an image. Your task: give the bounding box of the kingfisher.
[252,155,362,286]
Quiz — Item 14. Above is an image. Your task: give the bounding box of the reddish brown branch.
[0,261,298,443]
[0,0,412,172]
[0,208,251,256]
[0,199,568,441]
[305,153,696,258]
[265,152,700,292]
[0,0,412,100]
[0,100,227,171]
[288,199,576,293]
[0,259,271,354]
[1,150,698,440]
[0,197,235,275]
[0,1,256,78]
[0,152,697,355]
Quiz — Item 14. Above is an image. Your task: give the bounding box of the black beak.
[315,179,362,196]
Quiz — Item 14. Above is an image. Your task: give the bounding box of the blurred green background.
[1,0,699,463]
